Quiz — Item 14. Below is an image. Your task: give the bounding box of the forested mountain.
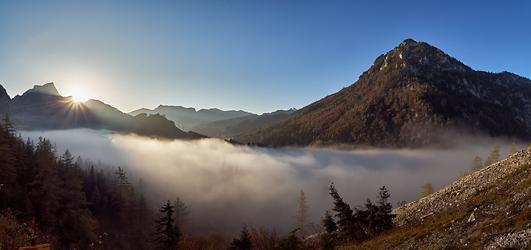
[241,39,531,147]
[1,83,203,140]
[129,105,253,131]
[0,118,154,249]
[191,109,296,139]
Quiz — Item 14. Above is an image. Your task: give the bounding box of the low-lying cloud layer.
[21,129,519,235]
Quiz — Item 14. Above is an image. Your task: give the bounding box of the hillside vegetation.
[342,147,531,249]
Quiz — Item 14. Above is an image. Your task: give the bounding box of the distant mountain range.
[237,39,531,147]
[191,109,296,138]
[129,105,253,131]
[0,83,203,139]
[2,38,531,147]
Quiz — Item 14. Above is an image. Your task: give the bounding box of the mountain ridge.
[1,82,203,140]
[239,39,531,147]
[129,105,254,131]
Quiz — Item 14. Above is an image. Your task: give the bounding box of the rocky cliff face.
[348,147,531,249]
[246,39,531,147]
[0,84,10,114]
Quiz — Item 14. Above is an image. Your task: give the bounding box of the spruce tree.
[329,183,354,233]
[485,145,501,166]
[154,200,180,250]
[295,190,308,237]
[320,211,338,250]
[375,186,394,232]
[471,156,483,172]
[322,210,337,233]
[230,225,252,250]
[173,197,189,228]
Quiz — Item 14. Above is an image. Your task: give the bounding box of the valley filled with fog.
[20,129,518,235]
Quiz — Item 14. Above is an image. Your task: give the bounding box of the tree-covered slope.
[244,39,531,147]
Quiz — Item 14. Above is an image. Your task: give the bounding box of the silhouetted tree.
[154,200,180,250]
[375,186,394,232]
[320,211,338,250]
[295,190,309,237]
[173,197,189,228]
[329,183,365,241]
[230,225,252,250]
[322,210,337,233]
[278,229,303,250]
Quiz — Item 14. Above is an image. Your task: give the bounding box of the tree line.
[1,114,398,249]
[0,116,192,249]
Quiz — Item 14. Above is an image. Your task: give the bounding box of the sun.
[72,93,90,103]
[65,84,91,103]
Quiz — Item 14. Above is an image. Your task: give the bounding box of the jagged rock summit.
[22,82,61,96]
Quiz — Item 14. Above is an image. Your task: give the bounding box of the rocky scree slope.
[345,146,531,249]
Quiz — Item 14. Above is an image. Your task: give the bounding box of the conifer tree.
[230,225,252,250]
[328,183,366,241]
[375,186,394,232]
[295,190,309,236]
[154,200,180,250]
[173,197,189,228]
[485,145,501,166]
[322,210,337,233]
[420,183,433,198]
[471,156,483,172]
[320,211,338,250]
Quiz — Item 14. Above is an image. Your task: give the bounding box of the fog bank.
[20,129,519,235]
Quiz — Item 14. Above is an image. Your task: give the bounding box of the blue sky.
[0,0,530,114]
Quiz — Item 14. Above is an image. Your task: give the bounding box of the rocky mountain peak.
[0,84,10,101]
[369,39,471,78]
[23,82,60,96]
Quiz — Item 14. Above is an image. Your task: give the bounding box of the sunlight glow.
[64,84,91,103]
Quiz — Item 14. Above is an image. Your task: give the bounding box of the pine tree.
[56,150,96,248]
[173,197,189,228]
[471,156,483,172]
[322,210,337,233]
[362,199,378,237]
[328,183,365,241]
[375,186,394,232]
[328,183,353,233]
[295,190,308,237]
[419,183,433,198]
[230,225,252,250]
[2,113,15,137]
[278,229,303,250]
[485,145,501,166]
[320,211,338,250]
[154,200,180,250]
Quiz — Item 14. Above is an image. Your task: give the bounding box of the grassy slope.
[341,151,531,249]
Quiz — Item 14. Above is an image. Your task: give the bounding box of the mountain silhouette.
[3,83,203,139]
[130,105,253,131]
